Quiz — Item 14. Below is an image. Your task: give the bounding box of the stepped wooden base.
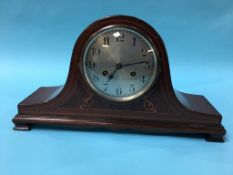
[13,110,225,142]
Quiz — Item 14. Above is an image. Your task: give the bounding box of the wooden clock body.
[13,16,226,142]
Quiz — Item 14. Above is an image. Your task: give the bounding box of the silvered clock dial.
[82,27,159,102]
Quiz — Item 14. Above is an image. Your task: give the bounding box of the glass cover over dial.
[82,26,158,102]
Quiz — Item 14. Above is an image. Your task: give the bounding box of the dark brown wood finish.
[12,15,226,142]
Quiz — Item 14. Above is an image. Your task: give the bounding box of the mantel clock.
[13,16,226,142]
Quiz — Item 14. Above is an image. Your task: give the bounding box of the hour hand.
[107,73,114,81]
[107,63,123,82]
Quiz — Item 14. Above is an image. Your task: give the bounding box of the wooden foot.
[205,134,224,142]
[13,123,31,131]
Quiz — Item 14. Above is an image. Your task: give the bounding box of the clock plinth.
[12,15,226,142]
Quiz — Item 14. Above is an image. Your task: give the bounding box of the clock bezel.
[80,25,160,103]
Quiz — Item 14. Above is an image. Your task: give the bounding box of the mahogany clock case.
[12,15,226,142]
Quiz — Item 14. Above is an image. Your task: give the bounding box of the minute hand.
[122,60,149,67]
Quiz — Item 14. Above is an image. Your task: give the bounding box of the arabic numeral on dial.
[133,37,136,46]
[93,75,99,82]
[92,47,100,55]
[129,84,135,92]
[116,33,124,42]
[103,83,108,92]
[141,48,147,56]
[103,37,109,46]
[89,61,95,69]
[116,88,122,95]
[144,64,151,71]
[142,75,145,83]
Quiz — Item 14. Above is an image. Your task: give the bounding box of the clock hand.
[107,63,123,81]
[107,68,118,81]
[122,60,149,67]
[107,61,149,81]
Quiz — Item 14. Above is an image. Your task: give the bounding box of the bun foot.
[13,123,31,131]
[206,134,225,142]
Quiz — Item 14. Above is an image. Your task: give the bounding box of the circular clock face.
[82,26,158,102]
